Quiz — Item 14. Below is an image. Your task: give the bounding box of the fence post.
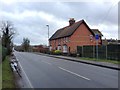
[106,45,107,60]
[93,45,95,58]
[82,46,83,57]
[96,40,98,60]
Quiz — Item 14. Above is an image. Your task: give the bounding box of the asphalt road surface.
[14,51,118,88]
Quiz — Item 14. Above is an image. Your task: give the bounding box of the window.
[90,35,93,41]
[64,37,66,43]
[57,45,61,50]
[66,37,69,42]
[54,40,56,46]
[49,46,52,51]
[63,45,68,53]
[58,39,61,44]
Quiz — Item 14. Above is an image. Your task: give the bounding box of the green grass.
[0,45,1,51]
[0,45,1,58]
[79,57,120,64]
[2,56,16,88]
[0,45,2,89]
[0,63,2,90]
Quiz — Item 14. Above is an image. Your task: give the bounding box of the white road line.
[42,61,52,65]
[58,67,91,81]
[15,56,34,88]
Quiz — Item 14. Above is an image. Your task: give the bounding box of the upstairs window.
[90,35,93,41]
[63,38,65,43]
[58,39,61,44]
[66,37,69,42]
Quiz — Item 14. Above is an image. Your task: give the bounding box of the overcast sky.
[0,0,119,45]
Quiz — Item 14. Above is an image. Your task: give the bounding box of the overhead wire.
[99,1,118,39]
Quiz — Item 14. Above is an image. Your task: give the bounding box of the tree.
[0,21,15,55]
[22,38,30,52]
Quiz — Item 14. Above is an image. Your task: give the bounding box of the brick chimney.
[69,18,75,26]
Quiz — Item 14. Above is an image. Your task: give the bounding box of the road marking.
[42,61,52,65]
[15,57,34,88]
[58,67,90,81]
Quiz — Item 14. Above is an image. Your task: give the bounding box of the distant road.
[14,51,118,88]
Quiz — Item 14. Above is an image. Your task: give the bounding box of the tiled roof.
[92,29,103,36]
[49,20,96,40]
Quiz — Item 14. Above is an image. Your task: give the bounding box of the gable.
[72,23,94,37]
[92,29,103,36]
[71,21,95,37]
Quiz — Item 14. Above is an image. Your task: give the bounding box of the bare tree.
[0,21,16,55]
[22,38,30,52]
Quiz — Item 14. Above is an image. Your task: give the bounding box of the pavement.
[34,52,120,71]
[13,51,118,88]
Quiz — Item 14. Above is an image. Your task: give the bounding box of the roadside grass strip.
[0,45,2,89]
[0,63,2,89]
[80,57,120,64]
[2,56,16,88]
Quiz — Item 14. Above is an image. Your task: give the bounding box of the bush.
[54,50,62,55]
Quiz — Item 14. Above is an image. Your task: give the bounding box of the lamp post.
[46,25,49,46]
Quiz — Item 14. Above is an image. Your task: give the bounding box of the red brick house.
[32,45,49,53]
[49,18,103,54]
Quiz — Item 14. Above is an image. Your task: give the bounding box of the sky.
[0,0,119,45]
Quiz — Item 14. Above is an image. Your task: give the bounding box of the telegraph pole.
[46,25,49,46]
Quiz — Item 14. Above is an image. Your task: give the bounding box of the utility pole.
[46,25,49,46]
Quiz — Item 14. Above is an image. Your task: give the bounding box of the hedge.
[2,46,8,61]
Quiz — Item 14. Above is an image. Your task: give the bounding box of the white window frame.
[63,45,68,53]
[49,46,52,51]
[57,45,61,50]
[58,39,61,44]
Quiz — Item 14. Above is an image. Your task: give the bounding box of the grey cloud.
[0,1,118,45]
[1,2,117,25]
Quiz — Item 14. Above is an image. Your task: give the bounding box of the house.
[32,45,49,53]
[49,18,103,54]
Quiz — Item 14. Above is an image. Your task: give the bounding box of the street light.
[46,25,49,46]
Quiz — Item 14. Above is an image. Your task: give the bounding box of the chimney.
[69,18,75,26]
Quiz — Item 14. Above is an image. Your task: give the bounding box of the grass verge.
[0,46,1,52]
[79,57,120,64]
[0,63,2,89]
[0,45,2,89]
[2,56,16,88]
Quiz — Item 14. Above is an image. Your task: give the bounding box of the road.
[14,51,118,88]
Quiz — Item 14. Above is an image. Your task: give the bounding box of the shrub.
[54,50,62,55]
